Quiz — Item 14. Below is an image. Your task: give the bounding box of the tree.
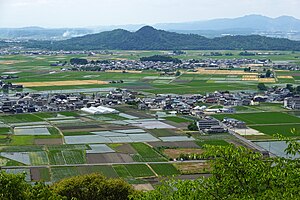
[296,86,300,93]
[70,58,88,65]
[187,121,198,131]
[257,83,267,91]
[52,173,134,200]
[0,172,29,200]
[0,172,63,200]
[265,69,272,78]
[243,67,251,72]
[175,70,181,76]
[286,84,294,92]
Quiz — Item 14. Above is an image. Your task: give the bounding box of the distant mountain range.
[155,15,300,31]
[2,15,300,41]
[0,27,92,40]
[24,26,300,51]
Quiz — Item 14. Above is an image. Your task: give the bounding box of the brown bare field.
[105,70,142,73]
[18,80,108,87]
[30,168,40,181]
[277,76,294,79]
[87,153,133,164]
[113,143,137,154]
[186,68,257,75]
[30,167,49,182]
[174,162,211,174]
[133,184,154,191]
[163,149,204,159]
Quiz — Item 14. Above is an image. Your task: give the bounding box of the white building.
[81,106,119,115]
[284,97,300,110]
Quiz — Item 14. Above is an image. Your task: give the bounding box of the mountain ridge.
[25,26,300,51]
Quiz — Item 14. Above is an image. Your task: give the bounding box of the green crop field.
[131,143,167,162]
[0,145,44,152]
[121,164,155,178]
[30,151,49,165]
[148,129,180,137]
[48,150,66,165]
[38,168,51,182]
[149,164,180,176]
[0,127,11,135]
[47,144,89,151]
[196,139,230,147]
[62,150,86,164]
[250,124,300,137]
[62,131,95,136]
[113,165,132,178]
[0,114,44,123]
[9,136,35,146]
[77,166,118,178]
[33,112,58,119]
[214,112,300,125]
[51,166,79,182]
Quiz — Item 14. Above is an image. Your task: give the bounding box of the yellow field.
[105,70,142,73]
[258,78,276,83]
[277,76,294,79]
[242,75,276,82]
[275,70,290,72]
[18,80,108,87]
[0,60,26,65]
[187,68,257,75]
[242,75,258,81]
[243,64,264,67]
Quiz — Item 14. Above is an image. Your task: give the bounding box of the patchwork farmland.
[1,50,300,188]
[0,108,220,184]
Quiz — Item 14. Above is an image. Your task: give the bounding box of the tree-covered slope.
[25,26,300,50]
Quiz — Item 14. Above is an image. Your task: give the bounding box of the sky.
[0,0,299,28]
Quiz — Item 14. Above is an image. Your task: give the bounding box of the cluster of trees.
[24,27,300,51]
[187,121,198,131]
[1,135,300,199]
[239,51,256,56]
[140,55,181,63]
[0,173,134,200]
[70,58,88,65]
[286,84,300,94]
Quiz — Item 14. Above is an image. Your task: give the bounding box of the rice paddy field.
[1,50,299,94]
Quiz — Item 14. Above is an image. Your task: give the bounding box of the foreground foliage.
[0,173,133,200]
[134,137,300,200]
[1,136,299,200]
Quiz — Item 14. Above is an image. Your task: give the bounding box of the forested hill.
[25,26,300,51]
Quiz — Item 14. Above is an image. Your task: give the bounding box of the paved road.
[226,125,277,157]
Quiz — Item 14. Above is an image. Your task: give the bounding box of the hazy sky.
[0,0,299,28]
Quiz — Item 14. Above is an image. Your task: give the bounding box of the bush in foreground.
[134,138,300,200]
